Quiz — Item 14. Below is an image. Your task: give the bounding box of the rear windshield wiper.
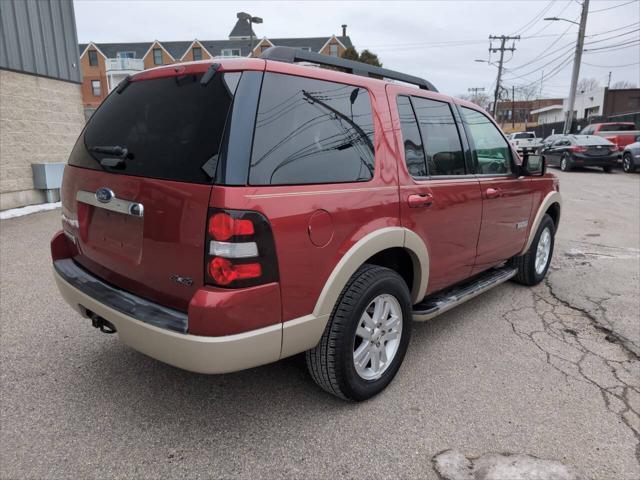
[89,145,129,157]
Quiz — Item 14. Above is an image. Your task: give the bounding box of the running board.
[412,266,517,321]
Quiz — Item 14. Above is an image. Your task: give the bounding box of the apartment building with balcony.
[79,18,352,115]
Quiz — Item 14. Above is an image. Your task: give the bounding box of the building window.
[192,47,202,61]
[153,48,163,65]
[117,51,135,59]
[91,80,101,97]
[88,50,98,66]
[260,44,270,53]
[329,44,338,56]
[221,48,241,57]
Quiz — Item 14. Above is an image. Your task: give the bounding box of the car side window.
[460,107,512,175]
[553,139,568,147]
[397,95,427,177]
[249,73,375,185]
[412,97,466,175]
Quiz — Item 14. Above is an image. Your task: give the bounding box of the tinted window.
[88,50,98,66]
[461,107,512,175]
[514,132,534,139]
[600,123,637,132]
[397,96,426,177]
[412,97,465,175]
[69,72,241,184]
[249,73,375,185]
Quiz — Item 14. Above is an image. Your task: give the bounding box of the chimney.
[341,24,347,37]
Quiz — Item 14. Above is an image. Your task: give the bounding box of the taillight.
[204,208,278,288]
[570,146,587,153]
[609,145,620,152]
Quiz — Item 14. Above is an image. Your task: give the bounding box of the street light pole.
[237,12,263,57]
[546,0,590,134]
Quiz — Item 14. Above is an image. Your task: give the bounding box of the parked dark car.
[538,134,564,152]
[540,135,619,172]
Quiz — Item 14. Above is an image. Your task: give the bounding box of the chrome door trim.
[76,190,144,217]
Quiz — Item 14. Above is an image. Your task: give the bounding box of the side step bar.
[412,266,517,321]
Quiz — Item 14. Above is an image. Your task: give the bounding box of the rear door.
[60,69,243,311]
[388,86,482,295]
[456,106,533,273]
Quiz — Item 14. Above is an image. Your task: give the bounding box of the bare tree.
[513,84,538,102]
[458,92,491,110]
[611,80,637,89]
[577,77,601,93]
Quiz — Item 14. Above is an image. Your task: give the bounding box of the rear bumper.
[53,261,282,374]
[572,154,618,166]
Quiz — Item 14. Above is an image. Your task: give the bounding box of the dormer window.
[192,47,202,61]
[153,48,162,65]
[330,44,338,56]
[88,50,98,66]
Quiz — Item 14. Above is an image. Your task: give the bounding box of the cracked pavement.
[1,168,639,479]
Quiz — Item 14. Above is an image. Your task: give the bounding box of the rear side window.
[69,72,241,183]
[600,124,636,132]
[412,97,465,175]
[514,132,534,139]
[249,73,375,185]
[397,96,426,177]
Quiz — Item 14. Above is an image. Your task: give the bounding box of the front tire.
[512,214,555,286]
[623,153,637,173]
[560,154,571,172]
[306,264,412,401]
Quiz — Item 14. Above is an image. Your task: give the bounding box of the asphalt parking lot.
[1,168,639,479]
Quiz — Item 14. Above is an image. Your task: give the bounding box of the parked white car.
[507,132,542,153]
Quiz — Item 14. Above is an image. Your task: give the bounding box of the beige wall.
[0,70,84,210]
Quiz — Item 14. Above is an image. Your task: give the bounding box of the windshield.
[68,72,241,183]
[513,133,535,139]
[573,135,614,145]
[599,123,637,132]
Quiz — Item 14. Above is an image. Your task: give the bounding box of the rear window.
[68,72,241,183]
[249,73,375,185]
[574,135,614,145]
[599,124,637,132]
[513,132,534,139]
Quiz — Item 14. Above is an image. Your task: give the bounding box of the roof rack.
[259,46,438,92]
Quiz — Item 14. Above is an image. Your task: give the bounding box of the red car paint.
[582,122,640,149]
[52,57,558,337]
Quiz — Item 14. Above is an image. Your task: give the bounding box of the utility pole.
[489,34,520,119]
[563,0,589,134]
[512,85,515,129]
[607,71,612,88]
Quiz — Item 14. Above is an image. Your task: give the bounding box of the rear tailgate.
[60,68,242,311]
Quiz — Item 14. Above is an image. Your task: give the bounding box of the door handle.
[485,187,501,199]
[407,193,433,208]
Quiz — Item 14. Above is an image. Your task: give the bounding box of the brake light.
[208,212,254,241]
[570,146,587,153]
[204,208,278,288]
[208,257,262,285]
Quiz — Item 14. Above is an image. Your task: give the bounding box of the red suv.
[51,48,561,401]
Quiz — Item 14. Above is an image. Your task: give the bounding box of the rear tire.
[560,154,571,172]
[306,264,412,401]
[512,214,555,286]
[623,153,637,173]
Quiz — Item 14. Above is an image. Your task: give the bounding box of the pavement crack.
[503,279,640,466]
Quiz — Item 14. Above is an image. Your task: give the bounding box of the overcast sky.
[74,0,640,98]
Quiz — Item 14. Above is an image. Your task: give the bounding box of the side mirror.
[521,151,546,176]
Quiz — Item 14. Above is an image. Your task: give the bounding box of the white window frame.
[153,48,163,65]
[91,80,101,96]
[117,51,136,59]
[221,48,242,57]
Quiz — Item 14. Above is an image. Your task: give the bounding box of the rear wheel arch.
[312,227,429,319]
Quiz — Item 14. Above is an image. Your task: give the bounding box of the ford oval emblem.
[95,187,115,204]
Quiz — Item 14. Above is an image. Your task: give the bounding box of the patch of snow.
[433,450,582,480]
[0,202,61,220]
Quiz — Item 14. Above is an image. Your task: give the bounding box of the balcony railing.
[105,58,144,72]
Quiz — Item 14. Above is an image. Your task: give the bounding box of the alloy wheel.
[353,294,403,381]
[535,227,552,275]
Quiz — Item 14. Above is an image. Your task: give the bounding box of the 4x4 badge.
[95,187,115,204]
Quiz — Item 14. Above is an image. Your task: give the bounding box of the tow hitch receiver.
[88,311,117,334]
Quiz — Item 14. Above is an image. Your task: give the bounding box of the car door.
[547,138,570,166]
[388,86,482,295]
[457,106,534,274]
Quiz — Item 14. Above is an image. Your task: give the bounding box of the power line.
[590,0,638,13]
[487,35,520,117]
[583,60,640,67]
[510,0,558,36]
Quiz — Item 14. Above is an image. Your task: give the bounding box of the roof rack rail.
[259,46,438,92]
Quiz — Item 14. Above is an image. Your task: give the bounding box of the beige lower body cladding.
[0,69,84,210]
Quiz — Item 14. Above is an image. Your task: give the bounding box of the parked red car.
[580,122,640,150]
[51,48,561,400]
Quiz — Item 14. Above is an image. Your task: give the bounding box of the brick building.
[494,98,564,126]
[79,18,353,114]
[0,0,84,210]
